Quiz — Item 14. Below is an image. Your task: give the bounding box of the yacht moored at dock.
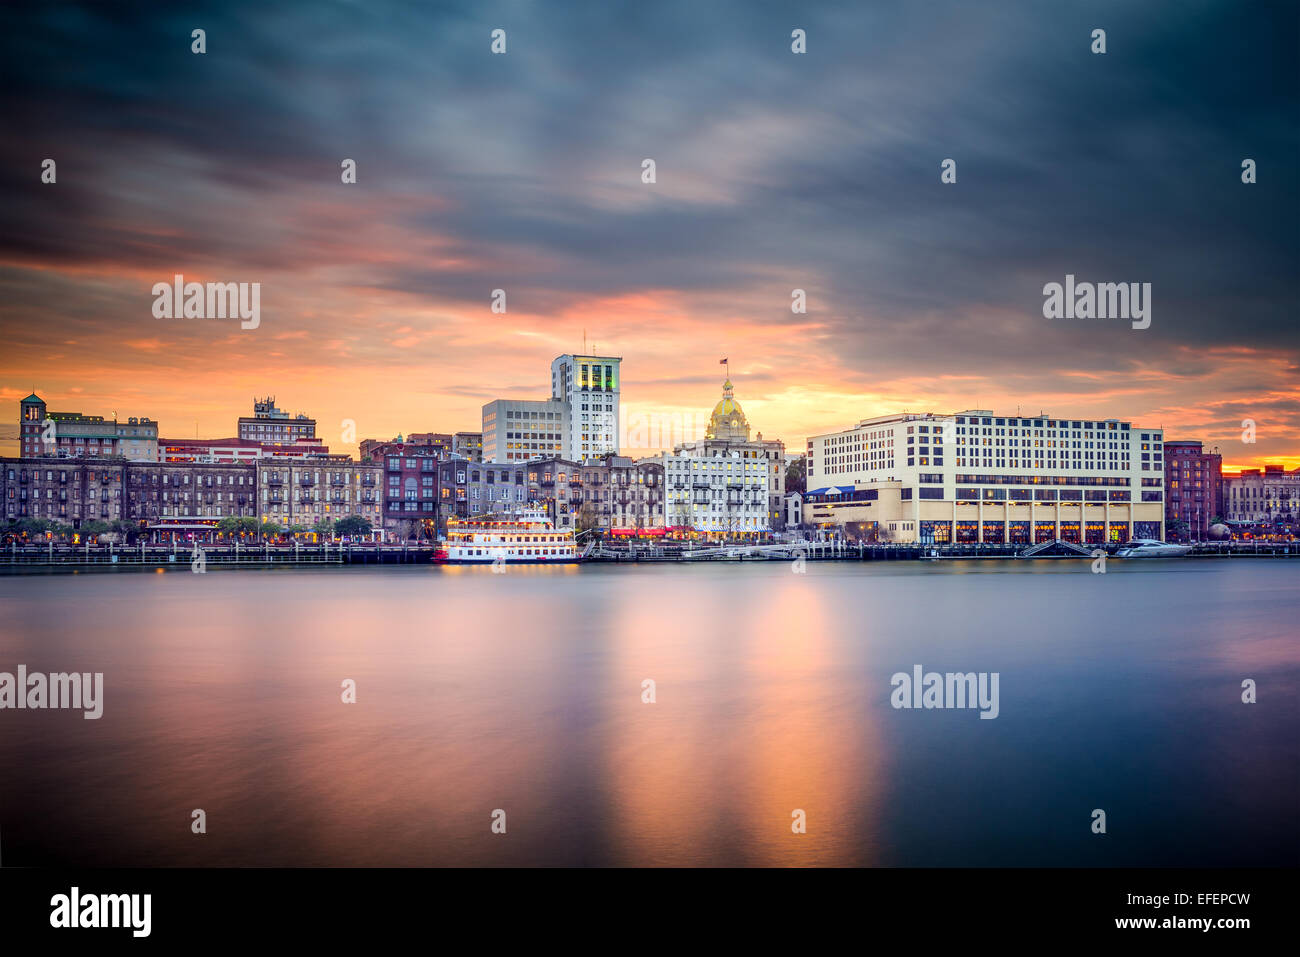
[1115,539,1193,558]
[434,510,580,564]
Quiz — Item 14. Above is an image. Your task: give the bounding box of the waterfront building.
[514,456,583,529]
[804,410,1165,543]
[674,377,786,529]
[505,455,664,532]
[2,457,127,526]
[551,354,621,463]
[1163,440,1224,540]
[237,396,316,447]
[598,455,664,532]
[1225,465,1299,525]
[370,443,443,535]
[124,461,257,538]
[481,399,568,463]
[456,461,532,521]
[259,457,382,531]
[654,449,770,538]
[19,394,158,462]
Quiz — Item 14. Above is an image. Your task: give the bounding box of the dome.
[1208,523,1231,540]
[706,378,750,441]
[711,385,745,420]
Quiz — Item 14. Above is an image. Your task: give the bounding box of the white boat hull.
[1116,542,1193,558]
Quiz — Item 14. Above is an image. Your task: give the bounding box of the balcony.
[331,477,346,487]
[299,478,316,487]
[267,475,284,486]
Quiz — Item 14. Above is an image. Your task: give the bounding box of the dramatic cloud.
[1,0,1297,467]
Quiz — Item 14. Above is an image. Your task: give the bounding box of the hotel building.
[804,410,1165,544]
[551,354,621,463]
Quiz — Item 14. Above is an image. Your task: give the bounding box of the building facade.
[457,462,532,520]
[1225,466,1299,524]
[124,461,258,527]
[520,454,663,531]
[481,399,568,463]
[159,436,331,464]
[675,378,786,529]
[804,410,1165,544]
[376,445,443,534]
[453,432,483,462]
[259,458,382,530]
[237,397,316,446]
[1163,440,1224,540]
[656,450,770,537]
[3,457,127,526]
[551,354,621,463]
[19,394,158,462]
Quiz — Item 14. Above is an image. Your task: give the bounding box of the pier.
[1,539,1296,568]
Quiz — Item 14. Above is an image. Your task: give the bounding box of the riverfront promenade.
[2,539,1298,568]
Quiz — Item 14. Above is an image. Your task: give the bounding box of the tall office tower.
[550,354,621,464]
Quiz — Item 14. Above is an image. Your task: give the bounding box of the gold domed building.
[665,374,787,531]
[705,380,751,443]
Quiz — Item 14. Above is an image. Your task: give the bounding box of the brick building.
[258,457,382,531]
[125,461,258,532]
[1163,440,1224,541]
[3,457,127,526]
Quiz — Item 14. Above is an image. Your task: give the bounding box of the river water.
[0,559,1295,866]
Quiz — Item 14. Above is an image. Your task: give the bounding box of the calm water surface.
[0,559,1296,866]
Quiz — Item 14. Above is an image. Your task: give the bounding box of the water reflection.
[0,560,1295,866]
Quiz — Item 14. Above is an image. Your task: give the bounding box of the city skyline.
[3,1,1297,471]
[3,374,1296,476]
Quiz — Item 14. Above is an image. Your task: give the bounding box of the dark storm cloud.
[1,0,1296,378]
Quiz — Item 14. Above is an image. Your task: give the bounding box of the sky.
[2,0,1297,470]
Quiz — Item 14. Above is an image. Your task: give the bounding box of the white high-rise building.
[551,354,621,463]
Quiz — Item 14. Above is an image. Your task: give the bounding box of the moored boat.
[1115,538,1192,558]
[434,510,580,564]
